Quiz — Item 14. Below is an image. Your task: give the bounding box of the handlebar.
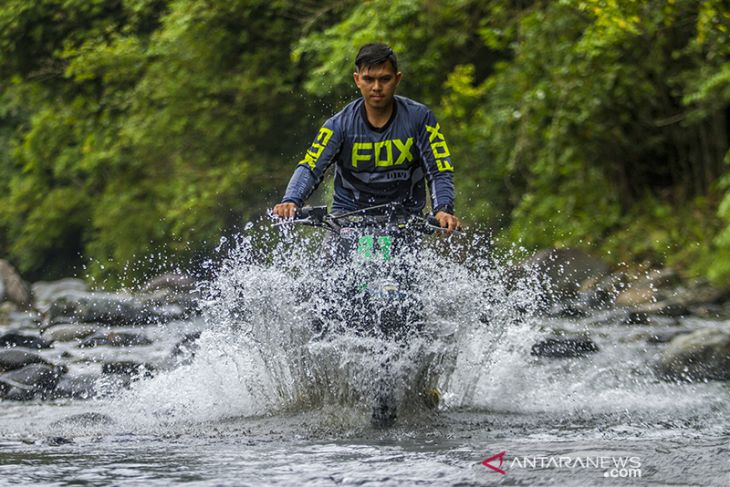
[274,205,455,235]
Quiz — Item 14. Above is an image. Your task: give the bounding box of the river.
[1,231,728,486]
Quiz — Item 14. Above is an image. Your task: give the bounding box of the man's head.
[354,43,402,111]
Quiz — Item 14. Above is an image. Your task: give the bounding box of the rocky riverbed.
[0,264,205,402]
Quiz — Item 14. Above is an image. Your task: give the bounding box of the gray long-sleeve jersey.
[282,95,455,214]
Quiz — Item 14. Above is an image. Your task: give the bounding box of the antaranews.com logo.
[482,451,642,478]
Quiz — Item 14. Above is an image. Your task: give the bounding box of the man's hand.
[272,202,299,219]
[434,211,461,236]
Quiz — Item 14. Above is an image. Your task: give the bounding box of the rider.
[272,43,461,235]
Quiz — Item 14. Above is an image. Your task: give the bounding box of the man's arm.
[273,120,342,218]
[416,110,461,235]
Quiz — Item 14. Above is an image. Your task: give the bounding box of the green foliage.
[0,0,728,286]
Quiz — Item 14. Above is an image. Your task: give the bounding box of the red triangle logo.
[482,451,507,475]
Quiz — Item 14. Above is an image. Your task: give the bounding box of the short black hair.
[355,43,398,72]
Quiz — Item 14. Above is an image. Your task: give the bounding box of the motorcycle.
[276,204,449,426]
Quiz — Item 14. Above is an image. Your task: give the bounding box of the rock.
[101,361,154,377]
[0,363,66,391]
[645,330,693,344]
[520,248,610,300]
[141,289,200,318]
[531,336,599,358]
[79,331,152,348]
[52,374,99,399]
[42,324,98,342]
[657,328,730,381]
[0,259,32,308]
[614,268,681,307]
[689,304,724,319]
[622,311,650,325]
[142,273,196,293]
[0,348,51,372]
[31,278,88,310]
[48,291,181,326]
[0,381,35,400]
[0,332,53,349]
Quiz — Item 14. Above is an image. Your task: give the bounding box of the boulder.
[48,291,178,326]
[520,248,610,300]
[614,268,681,307]
[0,363,66,391]
[52,374,99,399]
[657,328,730,381]
[32,278,88,310]
[0,259,31,308]
[79,331,152,348]
[0,332,53,349]
[42,323,98,342]
[0,348,51,372]
[531,336,599,358]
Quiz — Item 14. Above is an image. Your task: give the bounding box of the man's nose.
[373,80,382,90]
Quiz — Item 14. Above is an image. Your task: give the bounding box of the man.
[272,43,461,235]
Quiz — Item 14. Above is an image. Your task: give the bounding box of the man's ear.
[353,72,360,88]
[395,72,402,86]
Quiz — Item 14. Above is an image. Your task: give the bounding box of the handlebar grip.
[296,206,328,221]
[426,215,440,228]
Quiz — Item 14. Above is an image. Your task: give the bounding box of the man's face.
[353,62,402,110]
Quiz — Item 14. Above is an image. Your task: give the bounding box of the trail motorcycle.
[278,204,447,426]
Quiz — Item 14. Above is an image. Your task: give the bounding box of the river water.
[1,230,728,486]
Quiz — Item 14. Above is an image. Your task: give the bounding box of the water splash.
[107,226,546,427]
[104,225,723,430]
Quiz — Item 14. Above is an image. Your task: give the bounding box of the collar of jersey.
[359,98,398,133]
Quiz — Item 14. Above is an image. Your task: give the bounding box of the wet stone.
[531,337,599,358]
[646,330,694,344]
[0,381,35,401]
[0,332,53,349]
[42,323,97,342]
[52,374,98,399]
[47,292,171,326]
[78,331,153,348]
[0,348,51,372]
[102,361,155,377]
[0,363,66,391]
[657,328,730,381]
[622,311,650,325]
